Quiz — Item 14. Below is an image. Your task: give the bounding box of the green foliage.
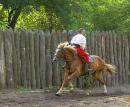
[69,0,130,32]
[83,76,91,89]
[16,7,64,31]
[16,86,32,92]
[48,85,58,91]
[0,6,8,29]
[0,0,79,30]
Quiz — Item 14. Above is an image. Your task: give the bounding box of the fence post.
[0,29,5,88]
[11,29,18,88]
[112,31,119,86]
[25,31,31,88]
[20,29,27,87]
[14,30,21,87]
[34,31,40,88]
[39,31,46,88]
[29,30,36,89]
[124,34,129,84]
[117,34,122,85]
[4,29,14,88]
[108,31,115,86]
[45,31,53,86]
[51,30,60,86]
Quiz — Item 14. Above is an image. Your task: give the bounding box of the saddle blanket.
[89,55,94,63]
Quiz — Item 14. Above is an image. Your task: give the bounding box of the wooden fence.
[0,29,129,89]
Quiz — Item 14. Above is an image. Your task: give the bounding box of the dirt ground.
[0,87,129,107]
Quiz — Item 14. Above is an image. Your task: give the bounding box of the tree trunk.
[7,8,21,30]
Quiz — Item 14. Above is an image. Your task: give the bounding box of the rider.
[70,28,90,64]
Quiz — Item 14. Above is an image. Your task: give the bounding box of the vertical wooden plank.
[29,31,36,89]
[4,29,14,88]
[112,31,119,86]
[20,29,27,87]
[97,31,102,58]
[68,30,77,41]
[90,32,95,55]
[101,31,107,86]
[39,31,46,88]
[14,30,21,87]
[34,31,40,88]
[25,31,31,88]
[86,32,91,54]
[121,34,125,84]
[101,31,106,60]
[51,30,60,86]
[116,34,122,85]
[60,30,68,42]
[124,34,129,84]
[128,33,130,83]
[11,29,18,88]
[105,31,111,86]
[108,31,115,86]
[0,29,5,88]
[45,31,53,87]
[94,31,98,55]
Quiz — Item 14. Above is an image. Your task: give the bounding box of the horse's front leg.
[69,82,74,90]
[67,71,79,80]
[56,71,70,96]
[56,71,79,96]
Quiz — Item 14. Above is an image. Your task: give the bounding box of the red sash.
[76,48,89,64]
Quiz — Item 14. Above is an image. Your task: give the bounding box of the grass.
[48,85,58,91]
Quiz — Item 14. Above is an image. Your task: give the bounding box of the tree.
[0,0,80,30]
[16,7,64,31]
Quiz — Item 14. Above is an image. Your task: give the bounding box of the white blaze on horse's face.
[53,48,60,61]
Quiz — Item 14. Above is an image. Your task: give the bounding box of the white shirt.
[71,34,86,49]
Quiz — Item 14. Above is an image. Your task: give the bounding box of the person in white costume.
[70,28,90,64]
[71,29,86,50]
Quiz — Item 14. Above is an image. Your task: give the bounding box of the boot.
[85,63,92,75]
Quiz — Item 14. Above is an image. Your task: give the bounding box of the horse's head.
[52,42,69,62]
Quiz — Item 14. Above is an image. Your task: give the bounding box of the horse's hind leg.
[98,79,107,94]
[95,73,107,94]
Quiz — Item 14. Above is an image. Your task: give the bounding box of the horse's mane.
[57,42,77,54]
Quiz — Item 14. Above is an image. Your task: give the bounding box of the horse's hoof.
[86,92,90,96]
[55,93,61,96]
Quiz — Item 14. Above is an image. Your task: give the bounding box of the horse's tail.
[105,64,116,75]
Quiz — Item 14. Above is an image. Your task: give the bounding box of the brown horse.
[53,42,115,96]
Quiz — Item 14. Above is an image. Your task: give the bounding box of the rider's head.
[78,28,86,36]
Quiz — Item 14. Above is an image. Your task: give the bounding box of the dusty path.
[0,88,129,107]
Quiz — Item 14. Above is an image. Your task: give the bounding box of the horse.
[53,42,115,96]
